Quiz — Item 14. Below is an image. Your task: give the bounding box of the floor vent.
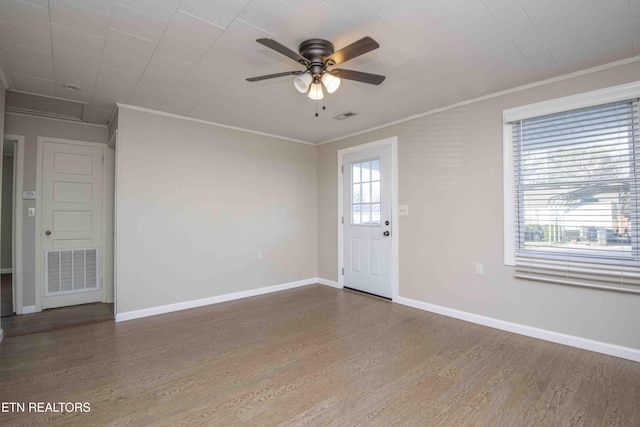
[45,248,99,296]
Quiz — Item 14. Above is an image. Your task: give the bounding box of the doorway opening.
[1,138,18,318]
[338,136,399,300]
[0,133,116,337]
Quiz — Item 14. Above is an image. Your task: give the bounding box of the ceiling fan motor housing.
[299,39,335,79]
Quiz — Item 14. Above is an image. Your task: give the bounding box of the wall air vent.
[333,112,358,120]
[5,90,85,121]
[45,248,99,296]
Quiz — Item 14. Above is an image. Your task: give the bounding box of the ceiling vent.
[334,111,357,120]
[4,90,85,121]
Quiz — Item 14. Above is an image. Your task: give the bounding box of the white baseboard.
[21,305,36,314]
[0,328,3,343]
[116,278,317,322]
[395,296,640,363]
[0,268,12,274]
[316,277,341,289]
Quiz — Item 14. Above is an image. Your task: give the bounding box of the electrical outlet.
[475,263,484,275]
[257,250,262,260]
[399,205,409,216]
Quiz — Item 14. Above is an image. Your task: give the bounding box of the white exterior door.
[343,144,393,298]
[41,140,104,309]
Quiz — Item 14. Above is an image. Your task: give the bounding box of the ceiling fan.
[246,37,386,102]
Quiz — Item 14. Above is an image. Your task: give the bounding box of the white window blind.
[510,98,640,294]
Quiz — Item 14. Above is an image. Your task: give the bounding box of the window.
[351,159,381,225]
[504,82,640,294]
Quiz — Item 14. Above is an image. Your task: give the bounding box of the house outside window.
[503,82,640,294]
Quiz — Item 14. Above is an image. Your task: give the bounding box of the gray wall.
[3,114,108,306]
[1,153,13,269]
[116,108,317,314]
[0,79,4,337]
[317,61,640,350]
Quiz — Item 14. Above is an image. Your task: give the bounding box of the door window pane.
[362,182,371,203]
[352,204,361,225]
[352,183,361,203]
[371,159,380,181]
[351,158,381,225]
[372,182,380,203]
[353,163,361,183]
[361,204,371,224]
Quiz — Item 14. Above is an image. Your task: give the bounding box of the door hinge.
[341,216,344,224]
[341,165,343,174]
[342,268,344,275]
[102,154,104,165]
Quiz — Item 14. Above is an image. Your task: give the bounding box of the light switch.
[27,207,36,217]
[399,205,409,216]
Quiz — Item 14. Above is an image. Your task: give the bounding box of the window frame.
[349,157,382,227]
[503,81,640,266]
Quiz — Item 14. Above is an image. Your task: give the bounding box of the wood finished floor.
[0,285,639,426]
[1,302,114,337]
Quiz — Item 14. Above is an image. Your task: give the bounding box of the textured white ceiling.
[0,0,638,143]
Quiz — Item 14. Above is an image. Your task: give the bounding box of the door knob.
[383,231,390,236]
[45,230,51,236]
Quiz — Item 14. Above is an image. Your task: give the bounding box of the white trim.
[3,134,24,314]
[316,277,341,289]
[395,296,640,363]
[503,80,640,122]
[105,143,115,304]
[337,137,399,301]
[116,103,315,146]
[22,305,36,314]
[503,122,515,266]
[0,328,3,343]
[0,268,12,274]
[5,111,108,128]
[115,278,317,322]
[114,129,120,318]
[503,81,640,267]
[319,56,640,146]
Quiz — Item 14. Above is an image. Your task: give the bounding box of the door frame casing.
[3,134,25,314]
[35,136,109,312]
[337,136,399,301]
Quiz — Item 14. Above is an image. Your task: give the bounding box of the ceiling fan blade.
[256,38,310,66]
[246,70,305,82]
[327,37,380,66]
[329,69,385,85]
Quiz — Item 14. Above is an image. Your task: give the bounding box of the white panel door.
[343,144,392,298]
[42,141,103,309]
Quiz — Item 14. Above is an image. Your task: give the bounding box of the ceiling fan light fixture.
[308,82,324,100]
[321,73,340,93]
[293,73,312,93]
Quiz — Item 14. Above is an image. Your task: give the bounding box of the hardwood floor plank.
[0,285,638,426]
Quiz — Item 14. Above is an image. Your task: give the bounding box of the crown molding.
[318,55,640,146]
[115,103,316,146]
